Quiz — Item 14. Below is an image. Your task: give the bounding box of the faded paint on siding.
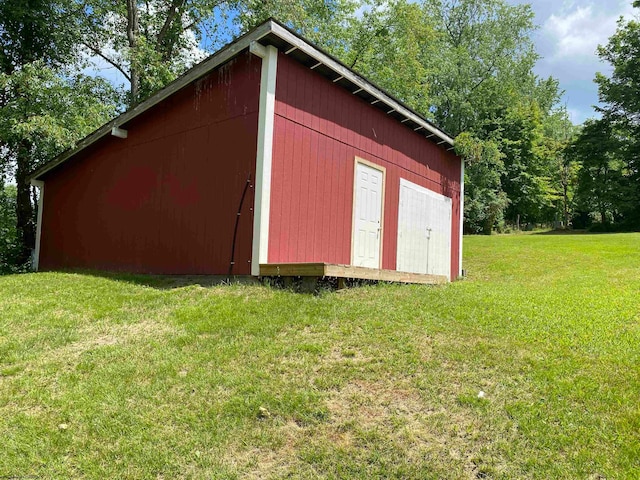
[39,52,261,274]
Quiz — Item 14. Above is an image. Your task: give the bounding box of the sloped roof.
[31,18,455,181]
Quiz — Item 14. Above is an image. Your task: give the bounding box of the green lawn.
[1,233,639,479]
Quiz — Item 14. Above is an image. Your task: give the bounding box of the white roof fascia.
[269,22,455,148]
[31,21,274,180]
[32,19,456,180]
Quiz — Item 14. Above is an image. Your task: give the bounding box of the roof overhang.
[260,22,455,149]
[31,19,455,181]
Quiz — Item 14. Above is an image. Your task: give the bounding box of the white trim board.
[30,179,44,271]
[30,22,275,181]
[459,158,465,278]
[250,43,278,276]
[268,22,455,147]
[31,19,455,183]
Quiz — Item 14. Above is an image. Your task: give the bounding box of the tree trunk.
[563,183,569,228]
[157,0,186,61]
[126,0,140,104]
[15,140,35,266]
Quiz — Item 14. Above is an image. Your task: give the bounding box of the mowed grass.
[1,233,639,479]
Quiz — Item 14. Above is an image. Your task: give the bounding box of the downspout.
[30,179,44,271]
[249,41,278,277]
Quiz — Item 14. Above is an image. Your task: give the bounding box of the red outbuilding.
[30,19,464,284]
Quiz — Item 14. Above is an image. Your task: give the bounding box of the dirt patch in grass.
[224,377,492,479]
[227,421,303,480]
[326,379,491,478]
[33,319,179,367]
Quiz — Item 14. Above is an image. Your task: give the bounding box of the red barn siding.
[269,53,461,276]
[39,52,261,274]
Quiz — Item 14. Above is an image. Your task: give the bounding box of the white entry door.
[352,161,384,268]
[397,179,452,279]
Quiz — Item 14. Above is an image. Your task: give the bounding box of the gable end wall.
[39,51,262,275]
[268,52,461,275]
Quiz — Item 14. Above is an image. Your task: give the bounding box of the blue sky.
[84,1,637,125]
[509,0,637,123]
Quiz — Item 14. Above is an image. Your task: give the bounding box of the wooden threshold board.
[259,263,447,285]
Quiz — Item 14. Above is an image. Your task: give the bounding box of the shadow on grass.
[532,229,639,235]
[54,269,260,290]
[45,269,384,294]
[532,229,590,235]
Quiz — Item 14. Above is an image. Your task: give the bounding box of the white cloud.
[543,1,635,61]
[80,5,208,91]
[175,27,208,69]
[354,1,390,19]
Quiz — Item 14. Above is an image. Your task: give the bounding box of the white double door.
[397,178,451,279]
[352,162,384,269]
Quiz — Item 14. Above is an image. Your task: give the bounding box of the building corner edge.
[458,157,464,279]
[30,179,45,271]
[250,42,278,277]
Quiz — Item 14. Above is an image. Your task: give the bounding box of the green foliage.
[481,101,567,225]
[595,16,640,123]
[79,0,209,103]
[422,0,539,137]
[78,0,360,104]
[0,185,20,273]
[0,63,119,169]
[0,0,80,73]
[570,5,640,228]
[327,0,573,233]
[567,119,632,225]
[324,1,438,118]
[540,107,580,225]
[455,133,507,233]
[234,0,359,42]
[429,0,575,232]
[0,0,122,267]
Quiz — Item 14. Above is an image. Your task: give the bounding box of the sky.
[83,1,638,126]
[508,0,637,124]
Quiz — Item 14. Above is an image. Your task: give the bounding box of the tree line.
[1,0,638,272]
[566,1,640,231]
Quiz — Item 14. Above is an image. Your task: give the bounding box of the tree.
[478,99,573,227]
[567,119,628,225]
[324,0,438,118]
[541,107,579,228]
[591,5,640,226]
[233,0,359,43]
[79,0,359,105]
[421,0,539,137]
[0,0,79,74]
[421,0,576,231]
[0,184,19,273]
[0,0,113,266]
[321,0,564,232]
[0,64,118,264]
[79,0,214,104]
[455,133,507,234]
